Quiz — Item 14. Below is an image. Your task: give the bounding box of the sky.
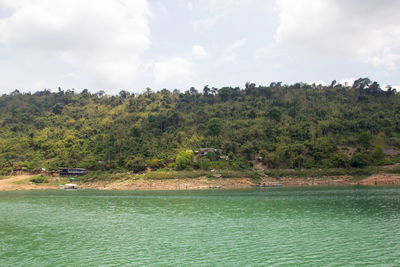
[0,0,400,95]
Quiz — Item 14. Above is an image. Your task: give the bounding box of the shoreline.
[1,173,400,191]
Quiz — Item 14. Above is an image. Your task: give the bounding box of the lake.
[1,187,400,266]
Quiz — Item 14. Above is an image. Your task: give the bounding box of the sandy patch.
[79,177,255,190]
[0,175,58,191]
[358,174,400,185]
[2,172,400,191]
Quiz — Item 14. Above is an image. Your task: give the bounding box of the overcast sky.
[0,0,400,94]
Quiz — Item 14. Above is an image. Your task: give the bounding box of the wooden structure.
[59,168,88,176]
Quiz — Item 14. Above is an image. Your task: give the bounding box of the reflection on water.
[1,187,400,266]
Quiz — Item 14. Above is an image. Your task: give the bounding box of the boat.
[60,183,78,189]
[258,182,282,188]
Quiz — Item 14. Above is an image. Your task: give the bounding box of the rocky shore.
[1,173,400,191]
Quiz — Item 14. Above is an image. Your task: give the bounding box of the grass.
[12,175,70,186]
[76,169,260,182]
[66,164,400,184]
[30,175,49,184]
[136,170,210,180]
[265,167,380,179]
[385,166,400,174]
[0,175,11,180]
[135,169,259,180]
[77,171,130,182]
[12,177,33,185]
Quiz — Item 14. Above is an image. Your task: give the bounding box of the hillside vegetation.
[1,78,400,175]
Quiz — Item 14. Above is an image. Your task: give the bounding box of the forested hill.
[1,78,400,174]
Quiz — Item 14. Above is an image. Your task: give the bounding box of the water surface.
[1,187,400,266]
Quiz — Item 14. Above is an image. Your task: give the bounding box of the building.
[59,168,88,176]
[199,148,221,156]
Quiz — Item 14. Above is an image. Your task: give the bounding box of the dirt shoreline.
[1,173,400,191]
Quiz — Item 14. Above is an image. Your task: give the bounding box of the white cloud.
[365,48,400,71]
[192,0,257,32]
[276,0,400,70]
[220,38,247,63]
[312,80,327,86]
[192,45,208,59]
[338,78,356,87]
[153,57,192,84]
[0,0,151,89]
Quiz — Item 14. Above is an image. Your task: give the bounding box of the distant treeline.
[0,78,399,174]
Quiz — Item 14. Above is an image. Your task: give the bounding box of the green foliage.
[351,152,371,167]
[371,146,385,165]
[330,151,349,168]
[137,170,209,180]
[149,159,163,169]
[268,107,281,121]
[207,118,223,136]
[0,167,12,176]
[78,171,129,182]
[231,159,253,170]
[126,157,147,173]
[263,153,280,169]
[30,175,48,183]
[265,167,376,178]
[205,152,218,161]
[358,132,372,149]
[0,79,398,175]
[385,166,400,174]
[176,150,194,170]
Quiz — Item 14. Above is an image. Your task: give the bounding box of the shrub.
[126,157,147,173]
[0,167,12,176]
[292,155,304,169]
[371,146,385,165]
[231,159,252,170]
[30,175,48,183]
[358,131,372,149]
[351,152,371,167]
[149,158,163,169]
[176,150,194,170]
[264,153,280,169]
[330,151,349,168]
[208,118,223,136]
[206,152,218,161]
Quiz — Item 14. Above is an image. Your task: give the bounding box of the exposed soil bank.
[357,174,400,186]
[1,173,400,191]
[0,175,59,191]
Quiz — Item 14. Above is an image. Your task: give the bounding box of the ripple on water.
[0,187,400,266]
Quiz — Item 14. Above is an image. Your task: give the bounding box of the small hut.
[199,148,221,156]
[59,168,88,176]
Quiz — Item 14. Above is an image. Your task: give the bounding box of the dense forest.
[1,78,400,175]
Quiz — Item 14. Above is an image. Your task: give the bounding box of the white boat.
[60,183,78,189]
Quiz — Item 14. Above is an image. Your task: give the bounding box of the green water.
[1,187,400,266]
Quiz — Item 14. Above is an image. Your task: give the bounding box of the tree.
[176,150,193,170]
[330,151,349,168]
[351,152,370,167]
[268,108,281,121]
[119,90,130,99]
[366,81,381,96]
[352,77,371,91]
[358,132,372,149]
[203,85,211,96]
[208,118,223,136]
[126,157,147,173]
[371,146,385,164]
[189,87,198,95]
[52,103,63,115]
